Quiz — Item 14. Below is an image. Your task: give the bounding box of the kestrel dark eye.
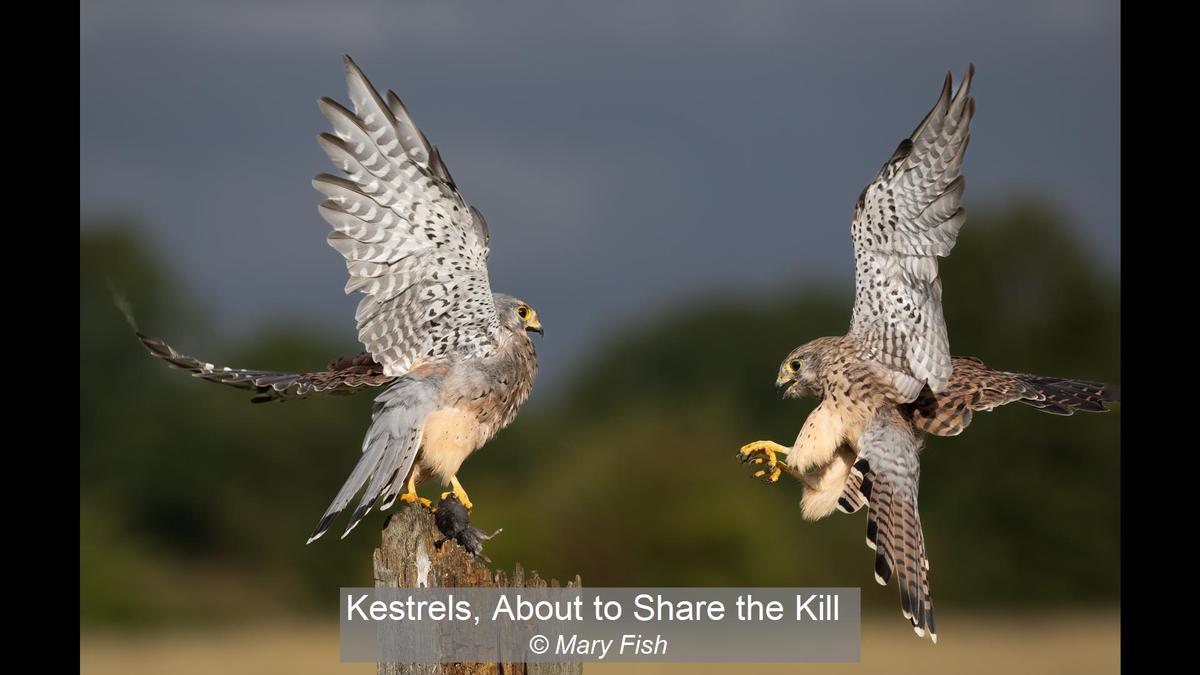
[788,360,802,372]
[517,306,529,319]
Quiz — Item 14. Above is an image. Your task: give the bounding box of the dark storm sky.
[80,0,1120,390]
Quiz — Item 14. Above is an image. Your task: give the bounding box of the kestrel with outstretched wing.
[737,66,1117,642]
[132,55,544,543]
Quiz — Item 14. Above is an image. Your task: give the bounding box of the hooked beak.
[775,376,795,398]
[526,317,544,336]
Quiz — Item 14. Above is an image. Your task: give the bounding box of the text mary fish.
[346,593,842,623]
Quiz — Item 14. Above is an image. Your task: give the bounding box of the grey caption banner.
[341,587,860,663]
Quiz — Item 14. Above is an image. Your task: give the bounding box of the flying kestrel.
[737,66,1116,642]
[132,55,543,543]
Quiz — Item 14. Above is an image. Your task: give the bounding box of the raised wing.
[838,409,936,641]
[848,66,975,401]
[315,55,499,376]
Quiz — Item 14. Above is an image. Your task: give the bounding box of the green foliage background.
[80,200,1119,627]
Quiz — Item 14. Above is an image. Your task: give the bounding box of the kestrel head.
[775,341,825,399]
[494,293,544,337]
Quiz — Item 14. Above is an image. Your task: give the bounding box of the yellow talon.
[738,441,789,484]
[753,465,784,483]
[440,475,474,511]
[439,491,475,511]
[399,492,433,509]
[739,440,789,462]
[397,475,433,509]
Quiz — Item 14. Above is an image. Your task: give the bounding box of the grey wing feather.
[316,55,500,377]
[852,411,937,642]
[848,65,975,401]
[135,331,392,402]
[307,375,441,543]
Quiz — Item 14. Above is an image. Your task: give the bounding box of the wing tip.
[957,63,975,92]
[317,95,342,115]
[341,503,374,539]
[307,513,337,544]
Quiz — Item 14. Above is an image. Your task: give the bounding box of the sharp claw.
[399,493,435,510]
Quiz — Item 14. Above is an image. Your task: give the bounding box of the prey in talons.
[439,475,475,512]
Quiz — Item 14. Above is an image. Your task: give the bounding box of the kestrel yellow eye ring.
[788,360,802,372]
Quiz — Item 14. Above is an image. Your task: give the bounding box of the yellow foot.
[737,440,791,484]
[399,492,434,509]
[440,491,474,511]
[441,475,474,511]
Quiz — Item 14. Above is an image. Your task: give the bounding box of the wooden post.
[373,505,583,675]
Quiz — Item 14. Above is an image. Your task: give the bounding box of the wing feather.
[910,356,1117,436]
[317,55,499,376]
[849,66,975,401]
[135,331,392,403]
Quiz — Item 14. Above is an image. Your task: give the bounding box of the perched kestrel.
[133,56,543,543]
[737,66,1116,642]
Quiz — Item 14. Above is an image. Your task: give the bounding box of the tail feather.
[838,462,869,515]
[308,380,436,543]
[853,413,937,642]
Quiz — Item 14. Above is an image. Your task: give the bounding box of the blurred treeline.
[80,200,1119,628]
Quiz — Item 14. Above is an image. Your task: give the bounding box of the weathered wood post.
[373,505,584,675]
